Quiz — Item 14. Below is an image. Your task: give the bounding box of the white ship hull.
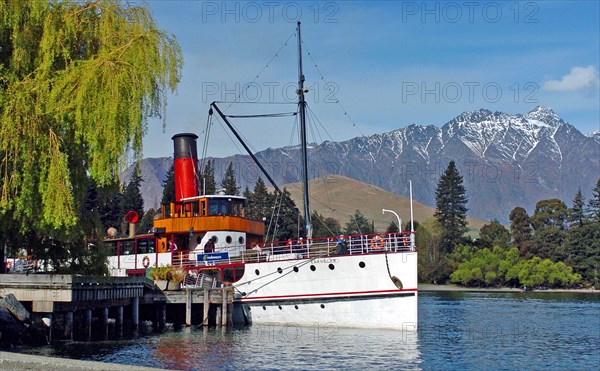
[235,251,418,330]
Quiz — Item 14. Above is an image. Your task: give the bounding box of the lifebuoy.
[142,256,150,268]
[371,235,384,250]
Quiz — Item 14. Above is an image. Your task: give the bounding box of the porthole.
[294,305,299,310]
[310,265,316,271]
[248,306,251,310]
[293,266,299,272]
[238,236,245,244]
[262,306,266,310]
[278,305,282,310]
[320,304,325,309]
[359,261,366,268]
[255,269,260,276]
[328,264,335,270]
[277,267,283,274]
[211,235,218,243]
[226,235,233,244]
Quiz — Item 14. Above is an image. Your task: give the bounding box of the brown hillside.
[284,175,487,234]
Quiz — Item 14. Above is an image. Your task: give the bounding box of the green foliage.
[161,164,175,205]
[139,208,156,234]
[386,221,399,233]
[530,198,568,261]
[434,161,469,253]
[569,188,586,227]
[450,245,580,288]
[344,209,373,235]
[478,219,510,248]
[0,1,182,272]
[246,177,272,221]
[564,221,600,285]
[201,159,216,195]
[417,219,452,284]
[0,0,182,231]
[221,162,240,195]
[269,188,303,241]
[311,211,341,238]
[509,206,534,256]
[587,178,600,222]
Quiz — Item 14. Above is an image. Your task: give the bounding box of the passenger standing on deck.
[337,235,348,255]
[204,236,216,253]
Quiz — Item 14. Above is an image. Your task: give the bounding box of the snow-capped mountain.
[132,107,599,222]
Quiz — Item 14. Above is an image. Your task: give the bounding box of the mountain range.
[126,107,600,223]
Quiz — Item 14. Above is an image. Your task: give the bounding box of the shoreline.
[418,283,599,294]
[0,351,163,371]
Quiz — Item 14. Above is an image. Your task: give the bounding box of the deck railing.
[171,232,414,268]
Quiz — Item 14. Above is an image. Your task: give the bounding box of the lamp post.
[382,209,402,233]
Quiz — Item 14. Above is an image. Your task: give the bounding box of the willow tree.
[0,1,182,266]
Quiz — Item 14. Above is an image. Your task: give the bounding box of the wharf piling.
[0,274,236,345]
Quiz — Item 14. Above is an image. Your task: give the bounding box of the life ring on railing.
[142,256,150,269]
[371,235,384,250]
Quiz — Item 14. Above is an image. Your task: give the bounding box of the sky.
[141,1,600,159]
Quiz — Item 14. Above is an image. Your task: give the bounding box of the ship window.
[320,304,325,309]
[120,240,134,255]
[328,264,335,270]
[278,305,282,310]
[226,235,233,244]
[293,266,299,273]
[359,261,366,268]
[136,238,155,254]
[211,235,218,244]
[255,269,260,276]
[238,236,245,244]
[294,305,299,310]
[262,306,266,310]
[277,267,283,274]
[310,265,316,271]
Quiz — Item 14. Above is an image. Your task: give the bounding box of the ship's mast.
[297,21,312,239]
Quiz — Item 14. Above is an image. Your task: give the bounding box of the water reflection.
[15,292,599,370]
[152,324,422,370]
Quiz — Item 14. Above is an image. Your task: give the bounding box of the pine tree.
[345,209,373,235]
[509,206,533,253]
[221,162,240,195]
[311,211,341,238]
[271,188,303,241]
[247,178,271,220]
[434,161,469,252]
[201,159,216,195]
[121,164,145,230]
[530,198,568,261]
[386,221,399,233]
[569,188,586,227]
[587,178,600,222]
[161,164,175,205]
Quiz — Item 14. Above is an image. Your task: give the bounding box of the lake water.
[13,291,600,370]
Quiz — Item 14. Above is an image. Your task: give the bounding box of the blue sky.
[142,1,600,159]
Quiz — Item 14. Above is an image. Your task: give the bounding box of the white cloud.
[543,65,599,92]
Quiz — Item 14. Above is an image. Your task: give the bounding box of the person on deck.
[337,235,348,255]
[204,237,216,254]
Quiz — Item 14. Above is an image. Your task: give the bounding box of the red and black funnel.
[172,133,199,202]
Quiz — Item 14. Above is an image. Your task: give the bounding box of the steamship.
[105,23,418,330]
